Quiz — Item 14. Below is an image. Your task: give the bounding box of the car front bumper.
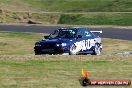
[34,46,69,54]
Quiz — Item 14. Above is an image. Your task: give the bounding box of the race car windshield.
[49,29,76,38]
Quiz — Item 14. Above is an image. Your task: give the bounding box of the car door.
[75,29,95,52]
[83,30,96,50]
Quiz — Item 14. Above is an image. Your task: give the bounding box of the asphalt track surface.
[0,25,132,40]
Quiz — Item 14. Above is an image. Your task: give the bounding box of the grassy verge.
[0,56,132,88]
[1,59,132,88]
[0,32,45,55]
[0,32,132,88]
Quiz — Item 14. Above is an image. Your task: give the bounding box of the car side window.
[84,31,92,37]
[76,29,93,38]
[76,29,85,38]
[49,30,59,38]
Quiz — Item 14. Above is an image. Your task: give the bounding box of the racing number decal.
[74,39,94,52]
[81,40,90,50]
[85,40,91,50]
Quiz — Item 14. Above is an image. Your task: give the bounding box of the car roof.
[58,27,91,31]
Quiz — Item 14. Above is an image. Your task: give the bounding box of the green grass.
[1,11,132,26]
[0,0,132,25]
[23,0,132,12]
[0,11,60,24]
[0,32,132,88]
[2,0,132,12]
[0,56,132,88]
[0,32,45,55]
[0,0,36,11]
[58,13,132,26]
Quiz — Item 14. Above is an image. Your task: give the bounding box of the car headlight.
[61,43,67,46]
[35,44,41,46]
[56,43,67,47]
[56,44,60,47]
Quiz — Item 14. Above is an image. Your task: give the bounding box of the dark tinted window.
[49,29,76,38]
[84,30,93,37]
[76,29,85,38]
[77,28,93,38]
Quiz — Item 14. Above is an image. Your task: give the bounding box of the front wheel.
[69,44,79,55]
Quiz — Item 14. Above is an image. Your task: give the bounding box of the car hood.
[37,38,75,44]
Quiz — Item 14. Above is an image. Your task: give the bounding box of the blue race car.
[34,27,102,55]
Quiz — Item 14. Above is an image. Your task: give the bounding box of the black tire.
[92,44,101,55]
[69,44,78,55]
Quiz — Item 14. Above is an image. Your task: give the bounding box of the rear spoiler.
[90,30,103,33]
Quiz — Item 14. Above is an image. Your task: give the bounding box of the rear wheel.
[92,44,101,55]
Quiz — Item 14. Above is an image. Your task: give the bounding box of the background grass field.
[0,0,132,12]
[58,13,132,26]
[0,0,132,25]
[0,11,132,26]
[0,32,132,88]
[0,57,132,88]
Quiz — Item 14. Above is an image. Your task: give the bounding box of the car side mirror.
[44,36,49,39]
[77,35,82,38]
